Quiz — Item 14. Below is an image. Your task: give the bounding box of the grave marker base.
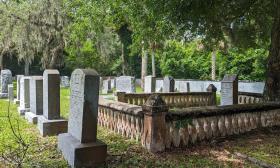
[37,116,67,137]
[25,112,40,124]
[17,107,30,115]
[58,133,107,168]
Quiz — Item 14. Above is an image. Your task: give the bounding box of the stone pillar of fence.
[207,84,217,105]
[141,94,168,153]
[117,92,126,102]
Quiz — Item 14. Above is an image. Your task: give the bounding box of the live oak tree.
[0,0,66,74]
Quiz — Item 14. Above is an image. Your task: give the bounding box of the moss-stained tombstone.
[58,69,107,168]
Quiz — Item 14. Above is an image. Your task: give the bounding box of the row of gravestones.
[103,74,239,106]
[3,69,107,168]
[102,75,183,94]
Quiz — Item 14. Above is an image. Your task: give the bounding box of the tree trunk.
[24,61,29,76]
[121,43,126,75]
[264,1,280,101]
[211,50,216,80]
[151,49,156,77]
[0,54,3,70]
[141,48,148,89]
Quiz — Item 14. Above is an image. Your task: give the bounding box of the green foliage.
[217,48,268,81]
[159,40,211,79]
[159,40,267,81]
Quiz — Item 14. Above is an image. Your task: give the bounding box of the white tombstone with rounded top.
[37,69,67,136]
[58,69,107,168]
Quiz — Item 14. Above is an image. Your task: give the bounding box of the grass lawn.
[0,88,280,167]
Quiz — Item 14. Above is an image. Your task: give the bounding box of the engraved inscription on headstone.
[116,76,136,93]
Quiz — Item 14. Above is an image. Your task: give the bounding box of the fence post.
[207,84,217,106]
[141,94,168,153]
[116,92,126,102]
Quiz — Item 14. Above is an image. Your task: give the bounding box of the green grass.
[0,87,280,167]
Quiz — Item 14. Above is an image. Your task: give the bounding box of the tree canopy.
[1,0,279,99]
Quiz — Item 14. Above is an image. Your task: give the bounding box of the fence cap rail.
[99,98,143,116]
[167,102,280,121]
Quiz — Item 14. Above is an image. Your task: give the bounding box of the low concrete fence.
[98,99,143,141]
[98,95,280,153]
[238,92,264,104]
[116,91,217,108]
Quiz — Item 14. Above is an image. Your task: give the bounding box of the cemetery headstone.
[0,69,12,98]
[14,75,24,104]
[144,76,156,93]
[37,70,67,136]
[58,69,107,168]
[8,84,14,102]
[163,76,175,92]
[102,79,112,94]
[17,77,31,115]
[116,76,136,93]
[60,76,70,87]
[110,77,116,89]
[25,76,43,124]
[221,75,238,106]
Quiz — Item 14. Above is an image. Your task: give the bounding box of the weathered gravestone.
[0,69,12,98]
[25,76,43,124]
[110,77,116,89]
[60,76,70,88]
[221,75,238,106]
[163,76,175,92]
[8,84,14,102]
[102,79,112,94]
[144,76,156,93]
[116,76,136,93]
[17,77,31,115]
[58,69,107,168]
[14,75,24,104]
[37,70,67,136]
